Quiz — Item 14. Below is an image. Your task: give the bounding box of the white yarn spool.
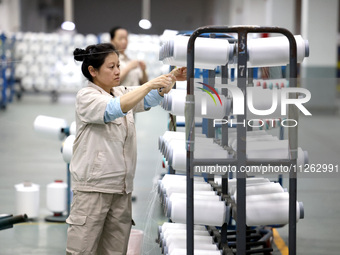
[158,130,186,151]
[233,182,284,200]
[36,32,45,42]
[22,54,35,65]
[166,193,221,211]
[165,182,212,197]
[60,34,72,46]
[36,55,47,66]
[165,195,221,218]
[23,32,34,42]
[33,115,68,140]
[162,229,211,247]
[160,177,206,194]
[170,249,222,255]
[246,191,289,203]
[160,174,205,186]
[55,45,65,58]
[28,64,40,77]
[34,77,46,91]
[165,234,214,248]
[245,197,304,226]
[173,80,187,90]
[162,229,210,242]
[230,135,278,150]
[169,192,220,201]
[73,34,85,48]
[166,142,224,162]
[85,34,98,45]
[14,42,28,58]
[70,121,77,135]
[47,55,58,66]
[62,135,75,163]
[46,33,60,45]
[164,138,217,160]
[246,140,307,167]
[41,65,51,78]
[47,77,60,91]
[14,64,27,79]
[21,76,34,90]
[167,89,229,119]
[46,180,67,213]
[164,134,214,150]
[228,177,270,195]
[159,131,206,148]
[42,44,53,54]
[169,198,227,226]
[163,36,231,70]
[160,174,205,187]
[159,222,206,235]
[99,33,111,43]
[170,147,230,171]
[248,35,308,67]
[15,182,40,219]
[166,239,218,255]
[29,43,41,55]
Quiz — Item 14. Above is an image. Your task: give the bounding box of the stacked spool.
[14,32,91,93]
[160,85,297,128]
[220,177,304,226]
[158,174,228,227]
[15,182,40,219]
[13,32,164,96]
[158,222,222,255]
[158,131,232,172]
[160,34,308,69]
[158,32,309,254]
[46,180,68,221]
[159,35,233,70]
[158,130,308,172]
[161,89,231,119]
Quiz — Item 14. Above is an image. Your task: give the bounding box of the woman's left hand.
[170,67,187,81]
[158,67,187,95]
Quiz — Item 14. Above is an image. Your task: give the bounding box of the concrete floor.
[0,92,339,254]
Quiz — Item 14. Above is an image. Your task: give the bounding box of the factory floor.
[0,92,340,255]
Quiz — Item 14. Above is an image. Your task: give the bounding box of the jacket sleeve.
[123,86,147,113]
[76,88,112,124]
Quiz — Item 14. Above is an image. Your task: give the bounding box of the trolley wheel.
[51,91,58,103]
[16,91,22,101]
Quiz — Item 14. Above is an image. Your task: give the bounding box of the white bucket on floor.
[15,182,40,219]
[127,229,143,255]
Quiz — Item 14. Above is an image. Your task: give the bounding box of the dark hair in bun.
[73,48,87,61]
[73,43,119,82]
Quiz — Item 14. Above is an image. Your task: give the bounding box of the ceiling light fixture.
[61,0,75,31]
[139,0,152,29]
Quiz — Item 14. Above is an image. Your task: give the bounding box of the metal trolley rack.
[184,26,299,255]
[0,33,16,110]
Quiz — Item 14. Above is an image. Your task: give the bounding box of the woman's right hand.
[145,74,173,91]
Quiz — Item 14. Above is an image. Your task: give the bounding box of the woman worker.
[110,26,148,87]
[66,43,186,255]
